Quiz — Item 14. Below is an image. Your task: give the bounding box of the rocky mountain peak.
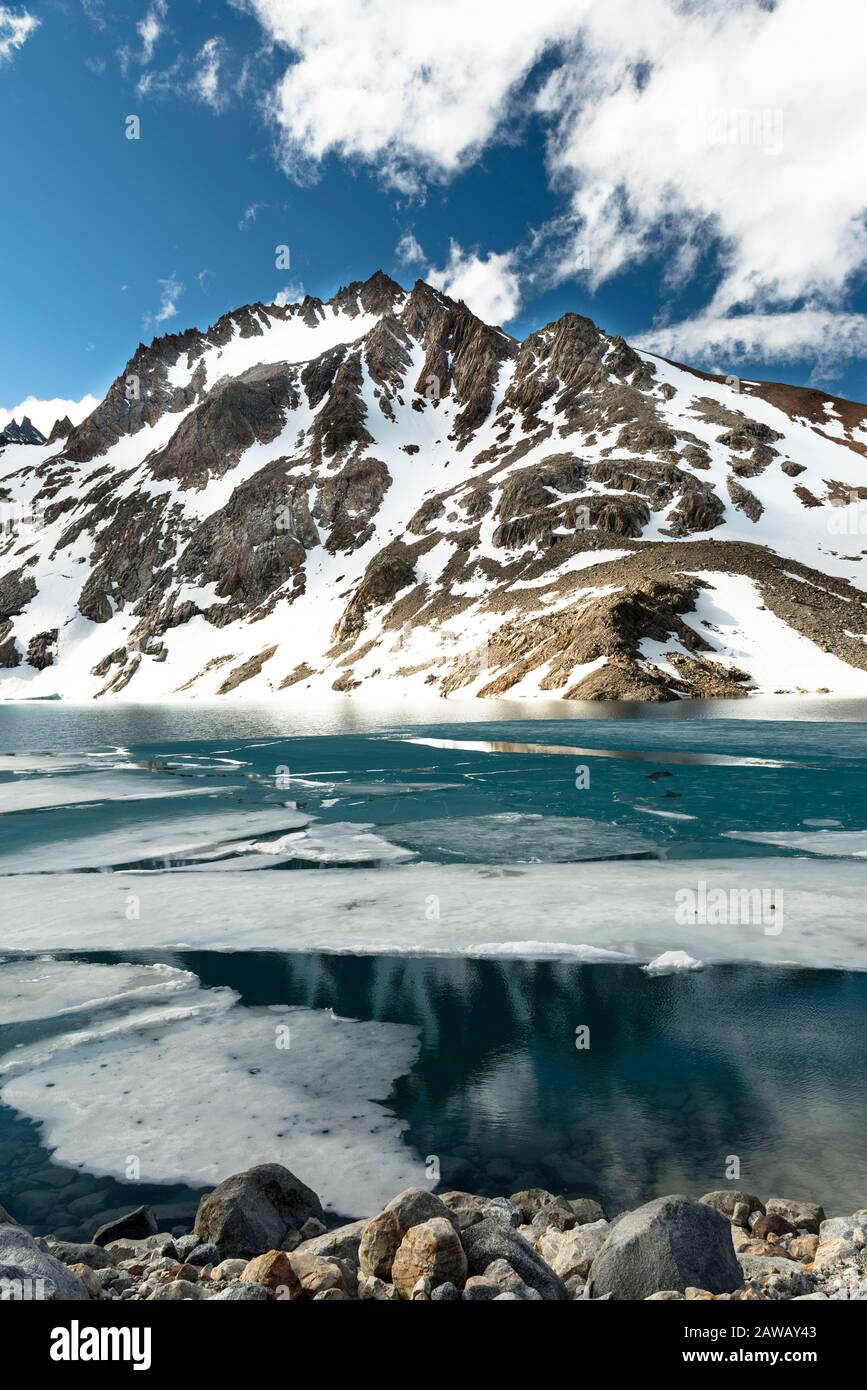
[3,275,867,704]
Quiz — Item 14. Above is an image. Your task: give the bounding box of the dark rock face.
[461,1217,569,1301]
[93,1205,158,1248]
[587,1195,744,1299]
[26,629,58,669]
[333,544,417,641]
[0,415,46,446]
[194,1164,324,1259]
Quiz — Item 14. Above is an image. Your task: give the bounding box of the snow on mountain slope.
[3,270,867,703]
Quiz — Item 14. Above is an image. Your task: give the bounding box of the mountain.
[3,270,867,702]
[0,415,46,447]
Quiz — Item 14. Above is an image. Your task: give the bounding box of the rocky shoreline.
[2,1165,866,1302]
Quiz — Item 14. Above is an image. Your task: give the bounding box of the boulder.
[700,1191,765,1224]
[531,1197,579,1234]
[588,1196,743,1300]
[484,1197,521,1229]
[294,1219,366,1266]
[538,1219,609,1280]
[510,1189,559,1223]
[92,1205,158,1248]
[430,1281,461,1301]
[194,1163,323,1258]
[358,1275,400,1301]
[391,1217,468,1298]
[568,1198,607,1226]
[0,1223,89,1301]
[39,1239,115,1271]
[461,1217,568,1301]
[812,1238,856,1272]
[359,1189,457,1280]
[439,1191,489,1231]
[289,1251,356,1298]
[483,1259,542,1300]
[149,1279,207,1301]
[765,1198,824,1234]
[240,1249,302,1297]
[752,1213,796,1241]
[358,1209,402,1280]
[462,1277,500,1300]
[210,1282,268,1301]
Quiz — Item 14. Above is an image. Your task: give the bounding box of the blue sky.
[2,0,867,426]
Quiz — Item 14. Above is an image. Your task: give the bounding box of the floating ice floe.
[642,951,705,975]
[3,858,866,971]
[388,813,657,863]
[0,959,422,1216]
[726,829,867,857]
[0,772,244,815]
[0,959,198,1024]
[0,806,311,873]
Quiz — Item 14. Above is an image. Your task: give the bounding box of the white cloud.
[396,231,425,267]
[196,268,216,292]
[0,394,99,436]
[272,280,305,307]
[238,201,266,230]
[194,36,227,112]
[144,274,183,329]
[0,5,39,62]
[241,0,867,356]
[427,242,521,325]
[137,0,167,66]
[636,309,867,369]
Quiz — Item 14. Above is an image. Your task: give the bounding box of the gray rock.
[509,1189,558,1223]
[461,1217,569,1301]
[186,1242,220,1267]
[38,1238,116,1271]
[384,1187,457,1232]
[494,1291,522,1300]
[92,1205,158,1248]
[568,1198,606,1226]
[588,1196,744,1300]
[299,1217,327,1240]
[439,1191,489,1231]
[294,1220,366,1266]
[531,1197,578,1234]
[173,1233,202,1260]
[819,1216,862,1243]
[484,1197,521,1229]
[358,1275,400,1301]
[430,1281,460,1301]
[484,1258,543,1300]
[700,1190,765,1223]
[149,1279,207,1301]
[765,1198,825,1234]
[739,1253,806,1279]
[0,1224,89,1301]
[463,1277,500,1300]
[210,1282,269,1301]
[194,1163,323,1259]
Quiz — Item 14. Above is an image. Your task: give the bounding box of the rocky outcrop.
[587,1196,744,1300]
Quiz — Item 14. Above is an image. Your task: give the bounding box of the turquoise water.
[2,706,867,1236]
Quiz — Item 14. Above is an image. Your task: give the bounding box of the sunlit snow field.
[1,699,867,1238]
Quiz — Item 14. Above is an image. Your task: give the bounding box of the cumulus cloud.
[0,394,99,436]
[636,309,867,370]
[272,280,305,307]
[427,242,521,325]
[396,231,425,267]
[241,0,867,361]
[0,5,39,62]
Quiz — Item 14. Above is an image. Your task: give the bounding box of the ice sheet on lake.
[0,959,198,1023]
[726,829,867,857]
[3,859,866,971]
[0,772,244,815]
[0,806,310,873]
[0,960,422,1216]
[387,813,657,862]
